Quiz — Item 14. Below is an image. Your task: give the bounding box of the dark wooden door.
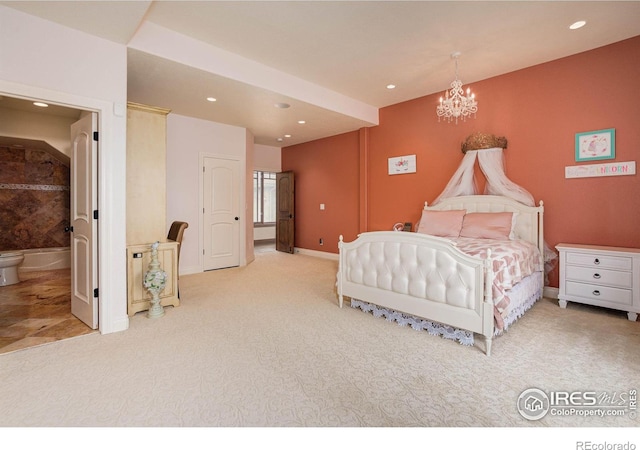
[276,171,295,253]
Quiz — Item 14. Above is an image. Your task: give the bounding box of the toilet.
[0,251,25,286]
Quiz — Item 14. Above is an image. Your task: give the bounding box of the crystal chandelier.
[436,52,478,124]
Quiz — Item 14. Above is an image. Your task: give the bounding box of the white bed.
[337,195,545,355]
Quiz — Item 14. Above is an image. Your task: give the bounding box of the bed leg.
[485,335,492,356]
[338,294,343,308]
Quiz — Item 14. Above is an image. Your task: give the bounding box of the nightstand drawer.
[565,252,632,271]
[565,265,633,288]
[565,281,632,306]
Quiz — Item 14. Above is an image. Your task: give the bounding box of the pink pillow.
[416,210,466,238]
[459,212,514,239]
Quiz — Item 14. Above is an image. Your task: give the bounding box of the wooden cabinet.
[126,102,171,246]
[127,241,179,316]
[557,243,640,321]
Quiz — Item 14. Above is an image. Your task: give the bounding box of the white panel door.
[70,113,98,328]
[203,157,240,270]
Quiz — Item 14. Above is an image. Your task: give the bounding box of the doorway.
[0,96,98,353]
[253,170,277,253]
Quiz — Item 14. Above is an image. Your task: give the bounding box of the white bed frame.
[337,195,544,355]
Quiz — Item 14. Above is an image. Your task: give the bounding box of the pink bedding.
[452,237,544,330]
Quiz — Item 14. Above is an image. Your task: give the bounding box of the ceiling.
[2,1,640,147]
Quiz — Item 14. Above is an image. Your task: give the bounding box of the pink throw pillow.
[416,210,466,238]
[459,212,514,239]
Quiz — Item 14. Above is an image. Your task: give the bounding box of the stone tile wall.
[0,145,70,251]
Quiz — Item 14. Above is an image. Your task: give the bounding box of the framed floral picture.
[575,128,615,162]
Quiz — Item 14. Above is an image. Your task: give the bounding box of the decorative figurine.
[143,241,168,318]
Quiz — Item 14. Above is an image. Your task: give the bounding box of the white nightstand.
[556,243,640,321]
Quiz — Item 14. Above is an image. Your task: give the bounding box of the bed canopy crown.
[433,132,533,206]
[461,132,508,153]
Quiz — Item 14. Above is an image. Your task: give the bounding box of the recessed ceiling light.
[33,102,48,107]
[386,84,396,90]
[206,97,217,102]
[298,120,306,124]
[284,134,291,138]
[569,20,586,30]
[276,137,284,142]
[275,102,290,109]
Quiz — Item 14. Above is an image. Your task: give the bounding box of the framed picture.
[388,154,417,175]
[575,128,615,162]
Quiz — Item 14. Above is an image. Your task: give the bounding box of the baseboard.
[295,247,339,261]
[181,265,203,276]
[254,238,276,244]
[544,286,559,299]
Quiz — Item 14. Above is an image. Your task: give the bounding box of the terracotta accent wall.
[282,131,360,252]
[0,145,70,251]
[282,36,640,288]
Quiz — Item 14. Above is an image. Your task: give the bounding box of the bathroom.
[0,96,90,353]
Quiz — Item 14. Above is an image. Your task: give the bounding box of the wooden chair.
[167,221,188,298]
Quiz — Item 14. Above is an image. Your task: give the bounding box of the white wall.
[166,113,250,275]
[0,8,127,102]
[253,144,282,241]
[254,144,282,172]
[0,6,129,334]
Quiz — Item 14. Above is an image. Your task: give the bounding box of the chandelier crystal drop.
[436,52,478,124]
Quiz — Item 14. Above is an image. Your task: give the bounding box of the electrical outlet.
[319,238,323,245]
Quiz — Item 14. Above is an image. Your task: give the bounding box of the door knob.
[235,217,239,220]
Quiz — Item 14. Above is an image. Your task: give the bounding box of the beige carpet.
[1,251,639,430]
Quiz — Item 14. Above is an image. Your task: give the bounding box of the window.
[253,171,276,225]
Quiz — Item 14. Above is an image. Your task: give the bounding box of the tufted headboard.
[424,195,544,257]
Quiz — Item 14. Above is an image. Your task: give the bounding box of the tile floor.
[0,269,95,355]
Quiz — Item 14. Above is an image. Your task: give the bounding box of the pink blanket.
[452,237,544,330]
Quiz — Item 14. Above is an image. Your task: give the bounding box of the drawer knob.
[593,290,601,296]
[593,273,601,279]
[593,258,600,265]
